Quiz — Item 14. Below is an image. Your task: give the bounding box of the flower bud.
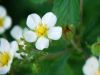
[91,42,100,56]
[63,24,75,41]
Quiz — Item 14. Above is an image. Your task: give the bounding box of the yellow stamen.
[0,18,4,27]
[35,23,48,37]
[96,70,100,75]
[0,52,10,67]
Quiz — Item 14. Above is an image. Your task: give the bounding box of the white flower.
[24,12,62,50]
[10,25,27,50]
[83,56,100,75]
[0,38,18,74]
[0,5,12,34]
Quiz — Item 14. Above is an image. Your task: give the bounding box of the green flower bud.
[63,24,75,41]
[91,42,100,56]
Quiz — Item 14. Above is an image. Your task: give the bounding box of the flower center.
[35,23,48,37]
[0,52,10,67]
[96,70,100,75]
[0,18,4,28]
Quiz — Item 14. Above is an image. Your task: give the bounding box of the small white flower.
[10,25,27,50]
[0,5,12,34]
[24,12,62,50]
[83,56,100,75]
[0,38,18,74]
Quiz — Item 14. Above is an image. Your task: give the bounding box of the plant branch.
[71,39,82,53]
[38,48,71,61]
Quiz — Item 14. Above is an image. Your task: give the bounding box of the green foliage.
[82,0,100,43]
[38,55,73,75]
[1,0,100,75]
[52,0,80,26]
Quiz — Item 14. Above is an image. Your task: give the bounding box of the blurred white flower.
[0,38,18,74]
[10,25,27,50]
[83,56,100,75]
[0,5,12,34]
[24,12,62,50]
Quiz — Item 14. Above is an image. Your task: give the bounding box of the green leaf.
[38,55,73,75]
[82,0,100,44]
[52,0,80,26]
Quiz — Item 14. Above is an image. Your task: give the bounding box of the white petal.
[26,13,41,30]
[24,30,37,42]
[11,41,19,52]
[42,12,57,28]
[0,6,7,18]
[48,26,62,40]
[83,57,99,75]
[0,65,10,74]
[0,38,10,51]
[4,16,12,29]
[86,57,99,70]
[0,27,5,34]
[83,64,96,75]
[10,25,23,40]
[35,37,49,50]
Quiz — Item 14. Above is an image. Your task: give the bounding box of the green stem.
[38,48,71,61]
[71,40,82,53]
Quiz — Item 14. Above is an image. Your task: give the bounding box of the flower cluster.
[11,12,62,50]
[0,5,62,74]
[0,4,100,75]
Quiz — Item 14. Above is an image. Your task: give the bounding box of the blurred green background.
[0,0,100,75]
